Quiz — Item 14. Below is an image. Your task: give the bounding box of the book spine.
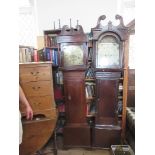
[52,49,55,64]
[34,49,38,62]
[46,48,51,61]
[55,50,58,65]
[38,49,44,61]
[43,48,46,61]
[19,48,23,63]
[31,48,34,62]
[25,48,32,62]
[22,48,26,63]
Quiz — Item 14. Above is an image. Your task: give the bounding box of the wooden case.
[19,62,57,155]
[19,62,55,115]
[64,124,91,147]
[91,15,130,148]
[93,125,121,148]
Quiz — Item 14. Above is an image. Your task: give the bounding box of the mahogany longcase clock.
[91,15,129,147]
[57,25,90,147]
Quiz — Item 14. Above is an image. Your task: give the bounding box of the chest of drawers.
[19,62,56,118]
[19,62,57,155]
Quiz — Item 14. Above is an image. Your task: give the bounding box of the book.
[38,49,44,61]
[25,48,32,62]
[34,49,38,62]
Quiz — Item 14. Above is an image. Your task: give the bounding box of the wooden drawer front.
[20,65,51,82]
[20,96,54,112]
[21,81,52,97]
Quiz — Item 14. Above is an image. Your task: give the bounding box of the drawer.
[20,81,53,97]
[20,96,55,112]
[19,65,52,82]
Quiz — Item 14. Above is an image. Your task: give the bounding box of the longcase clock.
[91,15,129,147]
[57,25,90,147]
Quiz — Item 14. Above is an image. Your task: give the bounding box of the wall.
[19,0,135,47]
[35,0,123,35]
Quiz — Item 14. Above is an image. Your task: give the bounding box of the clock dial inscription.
[97,42,119,68]
[96,35,120,68]
[62,45,84,66]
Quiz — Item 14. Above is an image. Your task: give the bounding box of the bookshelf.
[53,70,65,135]
[85,68,96,118]
[85,33,96,125]
[43,29,66,135]
[43,29,61,66]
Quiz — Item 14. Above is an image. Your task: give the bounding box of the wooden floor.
[41,148,111,155]
[37,135,111,155]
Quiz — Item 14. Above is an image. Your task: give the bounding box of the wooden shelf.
[118,96,123,99]
[85,78,95,82]
[52,64,59,68]
[45,46,59,49]
[86,97,95,101]
[118,115,122,118]
[86,114,95,117]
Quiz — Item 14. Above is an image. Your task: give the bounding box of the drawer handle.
[33,102,41,106]
[32,86,41,90]
[30,71,39,76]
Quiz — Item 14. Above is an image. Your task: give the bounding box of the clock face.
[62,45,84,67]
[96,36,120,68]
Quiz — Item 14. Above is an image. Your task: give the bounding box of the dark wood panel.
[93,126,121,148]
[127,69,135,107]
[63,71,86,124]
[64,124,91,147]
[95,72,120,125]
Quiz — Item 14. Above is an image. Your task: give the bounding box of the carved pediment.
[57,25,87,43]
[92,15,129,40]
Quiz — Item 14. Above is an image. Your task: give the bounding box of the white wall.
[35,0,122,35]
[19,0,135,46]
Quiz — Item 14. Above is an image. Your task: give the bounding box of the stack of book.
[44,34,58,47]
[19,46,34,63]
[19,46,59,64]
